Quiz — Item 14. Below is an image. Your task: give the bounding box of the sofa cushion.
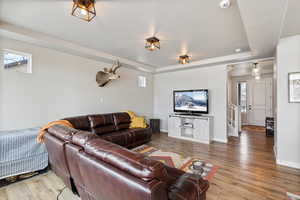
[88,114,116,135]
[84,138,168,181]
[100,128,151,148]
[129,128,152,143]
[63,115,90,131]
[100,131,131,147]
[113,113,131,130]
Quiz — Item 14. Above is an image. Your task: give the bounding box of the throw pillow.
[125,110,136,119]
[130,116,147,128]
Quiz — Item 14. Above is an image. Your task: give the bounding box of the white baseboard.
[212,138,228,143]
[160,129,168,133]
[276,159,300,169]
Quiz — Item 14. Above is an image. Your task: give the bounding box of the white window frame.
[2,49,32,74]
[138,76,147,88]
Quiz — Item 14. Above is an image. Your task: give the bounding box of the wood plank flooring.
[151,130,300,200]
[1,129,299,200]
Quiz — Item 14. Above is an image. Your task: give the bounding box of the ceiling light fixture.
[219,0,231,9]
[145,37,160,51]
[252,63,260,74]
[71,0,96,22]
[252,63,261,80]
[179,55,190,64]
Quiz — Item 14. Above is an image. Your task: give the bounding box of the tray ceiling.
[0,0,298,71]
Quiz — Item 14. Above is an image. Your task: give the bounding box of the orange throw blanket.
[36,120,74,143]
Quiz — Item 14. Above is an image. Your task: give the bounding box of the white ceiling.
[281,0,300,38]
[237,0,287,58]
[0,0,299,72]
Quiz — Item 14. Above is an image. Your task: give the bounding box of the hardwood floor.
[1,129,299,200]
[151,131,300,200]
[242,125,266,133]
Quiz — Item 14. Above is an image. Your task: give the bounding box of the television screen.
[174,90,209,114]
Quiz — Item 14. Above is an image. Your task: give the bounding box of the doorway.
[227,60,274,136]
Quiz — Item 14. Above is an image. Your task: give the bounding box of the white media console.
[168,114,213,144]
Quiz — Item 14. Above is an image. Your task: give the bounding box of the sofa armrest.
[168,173,209,200]
[83,137,168,181]
[47,125,78,141]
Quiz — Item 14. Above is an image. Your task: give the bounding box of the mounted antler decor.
[96,60,122,87]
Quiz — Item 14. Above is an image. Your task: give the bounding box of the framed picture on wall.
[289,72,300,103]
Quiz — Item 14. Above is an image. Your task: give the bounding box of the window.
[238,82,247,112]
[138,76,147,88]
[3,49,32,74]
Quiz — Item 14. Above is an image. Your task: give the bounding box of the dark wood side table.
[150,119,160,133]
[265,117,274,137]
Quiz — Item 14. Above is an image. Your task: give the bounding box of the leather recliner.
[44,112,209,200]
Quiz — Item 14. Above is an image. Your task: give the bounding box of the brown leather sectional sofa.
[44,112,209,200]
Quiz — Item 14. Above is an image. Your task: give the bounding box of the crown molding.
[0,21,156,73]
[155,51,255,73]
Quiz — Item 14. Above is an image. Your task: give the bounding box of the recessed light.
[235,48,242,53]
[219,0,231,9]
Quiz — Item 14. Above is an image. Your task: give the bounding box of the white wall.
[0,38,153,130]
[276,35,300,169]
[273,60,278,157]
[153,65,228,143]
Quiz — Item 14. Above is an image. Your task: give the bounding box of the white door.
[248,79,266,126]
[247,78,272,126]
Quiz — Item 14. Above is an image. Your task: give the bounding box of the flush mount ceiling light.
[145,37,160,51]
[179,55,190,64]
[219,0,231,9]
[71,0,96,22]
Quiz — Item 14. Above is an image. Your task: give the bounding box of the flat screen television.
[173,89,209,114]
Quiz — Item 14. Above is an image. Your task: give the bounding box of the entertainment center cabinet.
[168,114,213,144]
